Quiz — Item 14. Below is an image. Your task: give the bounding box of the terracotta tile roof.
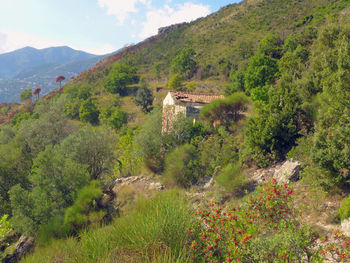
[170,91,224,104]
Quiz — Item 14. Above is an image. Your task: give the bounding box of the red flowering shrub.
[321,231,350,261]
[190,180,321,262]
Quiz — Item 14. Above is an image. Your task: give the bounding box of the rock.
[274,160,301,184]
[341,219,350,236]
[203,177,215,189]
[148,182,164,191]
[3,236,35,263]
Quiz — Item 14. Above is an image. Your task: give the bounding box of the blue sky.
[0,0,240,55]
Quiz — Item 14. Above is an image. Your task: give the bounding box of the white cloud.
[0,29,63,54]
[138,2,210,39]
[98,0,151,24]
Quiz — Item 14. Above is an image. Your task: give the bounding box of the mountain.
[0,46,98,79]
[0,46,105,103]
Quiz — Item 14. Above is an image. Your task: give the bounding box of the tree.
[57,125,116,180]
[168,74,184,91]
[9,146,90,234]
[56,75,66,89]
[170,47,197,78]
[135,108,164,172]
[20,89,32,102]
[99,106,127,130]
[244,52,279,95]
[257,34,283,59]
[309,23,350,182]
[134,79,154,112]
[243,83,301,167]
[79,99,99,124]
[33,88,41,101]
[103,63,137,95]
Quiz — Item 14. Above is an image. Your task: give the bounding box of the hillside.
[73,0,349,85]
[0,46,104,103]
[0,0,350,262]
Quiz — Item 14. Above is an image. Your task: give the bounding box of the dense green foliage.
[167,74,184,91]
[134,78,154,112]
[200,92,249,130]
[164,144,200,187]
[103,63,137,95]
[79,98,100,124]
[170,47,197,78]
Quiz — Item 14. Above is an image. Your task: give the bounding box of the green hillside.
[1,0,350,262]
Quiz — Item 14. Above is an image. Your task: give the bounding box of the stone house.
[162,91,224,133]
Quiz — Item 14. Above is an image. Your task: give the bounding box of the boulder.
[273,160,301,184]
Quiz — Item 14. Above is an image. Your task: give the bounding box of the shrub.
[200,92,249,130]
[64,180,103,234]
[190,180,320,262]
[164,144,200,187]
[339,195,350,221]
[216,163,246,193]
[0,215,12,239]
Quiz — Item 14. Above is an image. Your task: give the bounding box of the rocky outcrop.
[2,236,35,263]
[158,23,187,35]
[274,160,301,184]
[251,160,302,185]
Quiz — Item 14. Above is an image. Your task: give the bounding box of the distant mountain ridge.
[0,46,107,103]
[0,46,98,79]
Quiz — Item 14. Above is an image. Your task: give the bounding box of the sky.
[0,0,241,55]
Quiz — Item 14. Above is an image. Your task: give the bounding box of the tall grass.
[22,190,196,263]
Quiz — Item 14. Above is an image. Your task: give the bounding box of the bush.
[216,163,246,193]
[64,180,103,234]
[164,144,200,187]
[0,215,12,239]
[200,92,249,130]
[339,195,350,221]
[190,180,320,262]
